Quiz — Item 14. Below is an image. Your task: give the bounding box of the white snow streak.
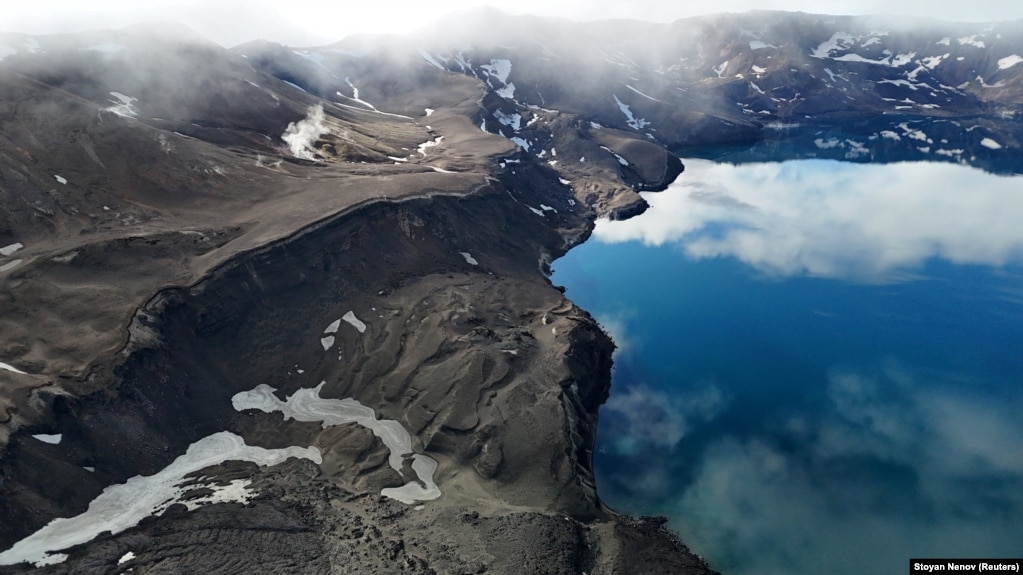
[0,433,319,567]
[0,243,23,256]
[997,55,1023,70]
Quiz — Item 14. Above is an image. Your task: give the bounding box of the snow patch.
[625,84,660,102]
[878,78,919,90]
[612,95,651,129]
[811,32,855,58]
[32,554,67,568]
[0,432,319,567]
[0,260,22,273]
[417,135,443,155]
[958,35,986,48]
[481,58,515,98]
[897,122,931,143]
[0,243,23,256]
[529,207,545,216]
[980,138,1002,150]
[997,55,1023,70]
[922,53,949,69]
[459,252,478,266]
[232,383,441,504]
[320,336,335,351]
[749,40,776,50]
[54,175,67,185]
[600,145,629,165]
[32,434,62,445]
[106,92,138,118]
[118,552,136,565]
[510,136,530,151]
[492,109,522,131]
[342,311,367,333]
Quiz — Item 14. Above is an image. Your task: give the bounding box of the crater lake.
[551,158,1023,575]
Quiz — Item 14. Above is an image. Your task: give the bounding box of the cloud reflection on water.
[594,159,1023,281]
[670,362,1023,575]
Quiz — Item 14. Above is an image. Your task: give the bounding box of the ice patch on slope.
[958,35,986,48]
[613,95,651,129]
[106,92,138,118]
[998,55,1023,70]
[32,434,62,445]
[0,433,319,567]
[232,383,441,504]
[342,310,367,333]
[481,58,515,98]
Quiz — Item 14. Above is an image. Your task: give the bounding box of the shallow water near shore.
[551,158,1023,575]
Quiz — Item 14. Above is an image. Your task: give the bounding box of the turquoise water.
[551,159,1023,575]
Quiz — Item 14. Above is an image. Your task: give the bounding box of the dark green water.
[551,159,1023,575]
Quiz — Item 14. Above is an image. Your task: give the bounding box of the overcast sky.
[3,0,1022,47]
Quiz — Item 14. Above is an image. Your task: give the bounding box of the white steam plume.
[282,104,329,160]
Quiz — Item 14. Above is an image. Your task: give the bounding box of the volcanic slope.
[0,21,705,575]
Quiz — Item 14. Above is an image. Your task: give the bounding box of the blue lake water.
[551,159,1023,575]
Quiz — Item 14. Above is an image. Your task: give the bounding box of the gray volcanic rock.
[0,21,710,575]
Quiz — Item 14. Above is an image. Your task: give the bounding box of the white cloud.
[595,159,1023,282]
[282,104,329,160]
[2,1,1021,47]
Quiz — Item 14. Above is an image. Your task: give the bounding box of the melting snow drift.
[342,311,367,333]
[232,383,441,504]
[0,433,319,567]
[32,434,62,445]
